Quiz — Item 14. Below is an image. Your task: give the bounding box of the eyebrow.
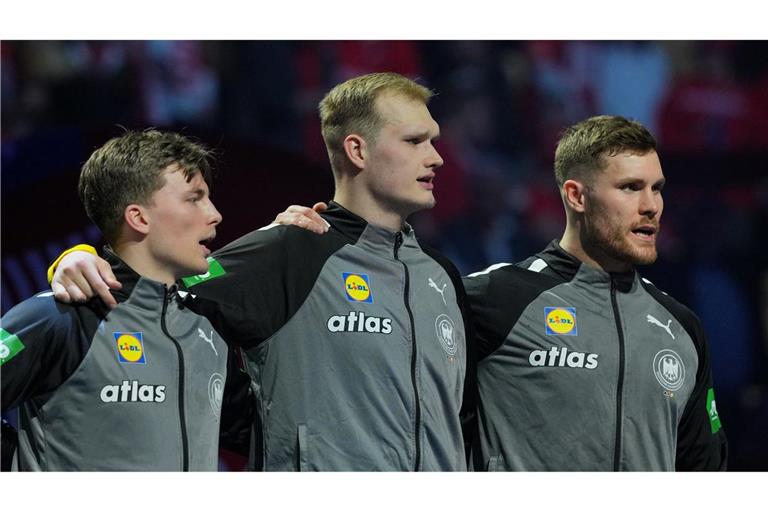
[615,177,666,188]
[406,129,441,141]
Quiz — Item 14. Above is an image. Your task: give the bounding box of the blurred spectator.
[658,42,754,152]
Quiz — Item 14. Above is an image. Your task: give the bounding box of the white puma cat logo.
[198,328,219,356]
[428,278,447,306]
[647,314,675,340]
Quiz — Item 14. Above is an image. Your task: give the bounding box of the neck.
[113,240,177,286]
[333,187,406,233]
[559,222,632,274]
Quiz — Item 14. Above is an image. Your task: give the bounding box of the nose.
[427,143,444,169]
[207,199,223,226]
[639,188,661,218]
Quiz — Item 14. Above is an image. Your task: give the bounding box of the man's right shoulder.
[464,259,561,299]
[214,223,346,261]
[3,291,106,336]
[185,224,350,294]
[4,291,80,324]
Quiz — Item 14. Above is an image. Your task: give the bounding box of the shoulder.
[214,224,350,267]
[3,292,83,334]
[640,276,705,340]
[1,291,105,367]
[463,260,562,304]
[419,242,464,288]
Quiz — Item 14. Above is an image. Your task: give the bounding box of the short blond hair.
[319,72,433,172]
[554,115,657,187]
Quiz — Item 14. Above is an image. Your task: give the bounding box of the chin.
[621,244,658,266]
[631,251,658,266]
[417,194,437,211]
[186,259,210,276]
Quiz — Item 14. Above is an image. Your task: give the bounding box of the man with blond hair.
[50,73,475,471]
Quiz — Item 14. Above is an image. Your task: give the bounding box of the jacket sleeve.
[675,316,728,470]
[186,225,344,349]
[184,227,292,349]
[1,295,88,411]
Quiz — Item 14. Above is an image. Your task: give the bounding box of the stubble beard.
[584,215,659,268]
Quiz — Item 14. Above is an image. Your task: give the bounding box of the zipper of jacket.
[394,232,421,471]
[610,278,626,471]
[161,284,189,471]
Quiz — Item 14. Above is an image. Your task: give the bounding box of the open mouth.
[417,174,435,188]
[199,234,216,254]
[631,225,658,240]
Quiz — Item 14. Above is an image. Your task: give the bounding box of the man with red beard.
[465,115,727,470]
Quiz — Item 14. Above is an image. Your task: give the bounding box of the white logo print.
[208,372,224,416]
[198,328,218,356]
[653,349,685,391]
[647,314,675,340]
[100,380,166,403]
[435,314,458,356]
[428,278,447,305]
[709,398,719,420]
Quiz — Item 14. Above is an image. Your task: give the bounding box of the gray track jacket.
[188,202,476,471]
[464,241,727,471]
[1,251,228,470]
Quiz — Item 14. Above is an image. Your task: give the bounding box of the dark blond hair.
[554,115,657,187]
[319,72,433,172]
[79,130,214,243]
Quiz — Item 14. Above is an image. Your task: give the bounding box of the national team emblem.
[343,272,373,303]
[435,314,458,356]
[653,349,685,391]
[114,332,147,364]
[545,307,577,336]
[208,372,225,416]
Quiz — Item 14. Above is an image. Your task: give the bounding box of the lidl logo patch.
[545,307,577,336]
[114,332,147,364]
[0,328,25,366]
[707,388,722,434]
[343,272,373,303]
[181,257,226,288]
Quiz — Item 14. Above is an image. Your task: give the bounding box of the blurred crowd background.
[2,40,766,470]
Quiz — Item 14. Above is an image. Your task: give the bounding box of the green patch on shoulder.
[706,388,722,434]
[0,327,25,366]
[181,257,226,288]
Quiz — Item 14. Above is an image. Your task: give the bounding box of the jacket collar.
[539,240,637,292]
[102,247,173,306]
[322,201,418,249]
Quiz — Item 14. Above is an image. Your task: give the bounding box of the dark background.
[2,40,766,470]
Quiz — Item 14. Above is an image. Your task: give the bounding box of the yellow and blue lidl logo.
[343,272,373,303]
[114,332,147,364]
[545,307,577,336]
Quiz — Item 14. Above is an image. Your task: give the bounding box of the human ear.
[562,179,587,213]
[124,204,151,235]
[342,134,366,171]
